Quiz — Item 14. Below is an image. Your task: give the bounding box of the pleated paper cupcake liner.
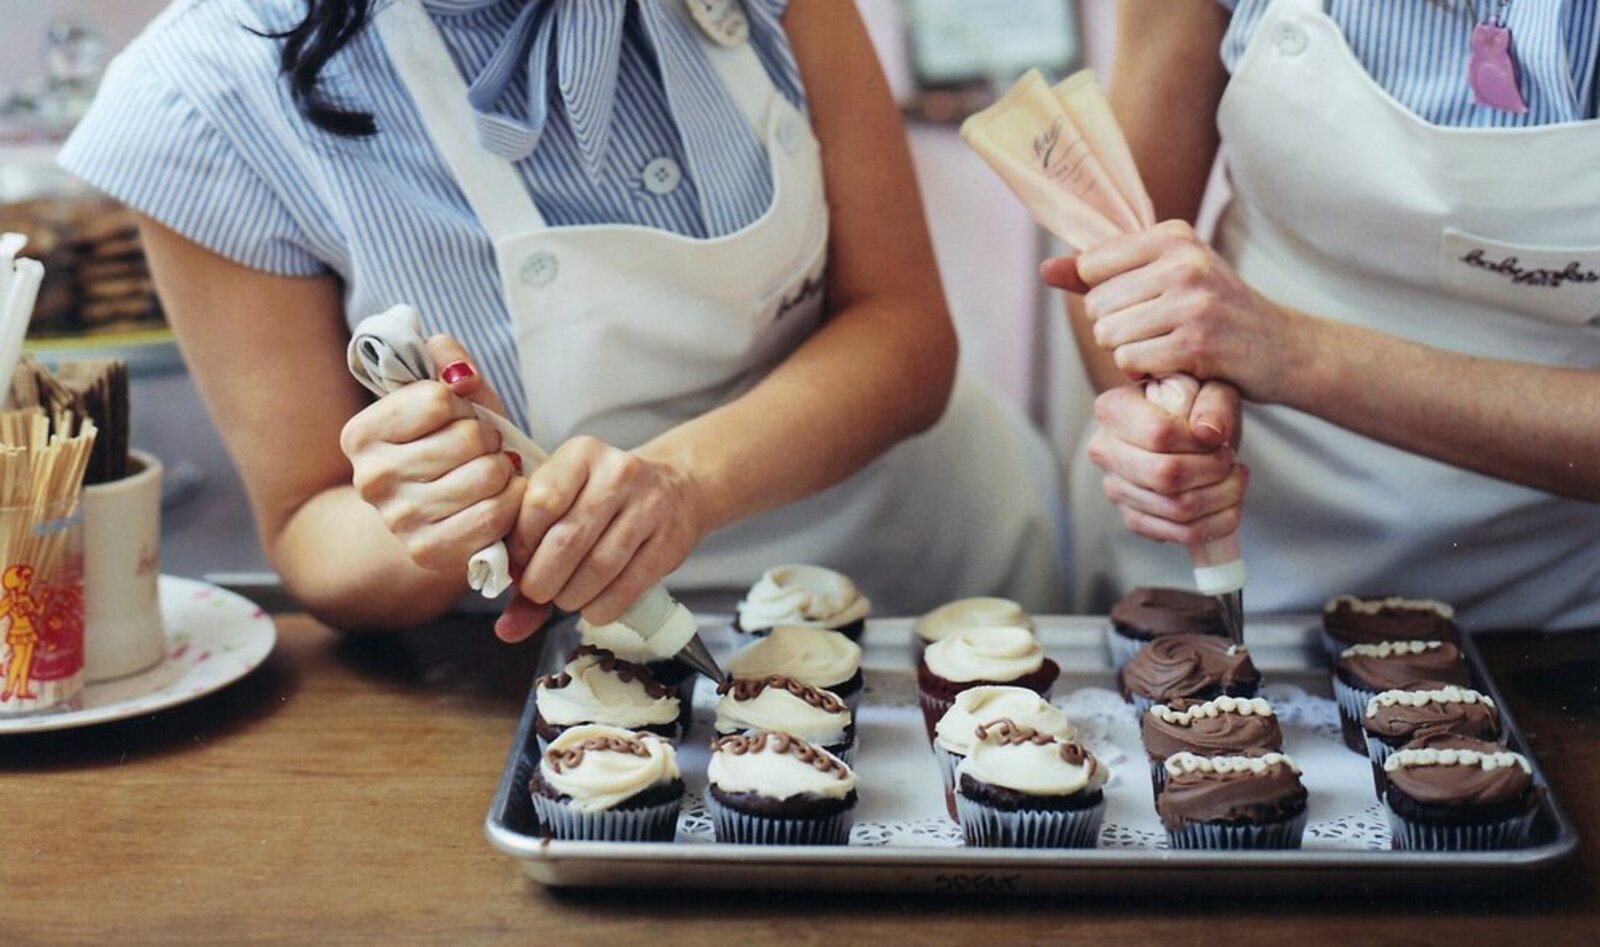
[706,796,854,845]
[529,792,682,842]
[934,746,962,796]
[1149,759,1168,795]
[918,691,956,744]
[1165,809,1308,850]
[1319,629,1347,663]
[1385,806,1537,851]
[1130,694,1156,722]
[1105,628,1146,671]
[954,793,1105,849]
[1330,676,1377,754]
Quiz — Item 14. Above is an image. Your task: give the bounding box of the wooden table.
[2,614,1595,946]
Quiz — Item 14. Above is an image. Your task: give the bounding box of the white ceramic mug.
[83,450,164,682]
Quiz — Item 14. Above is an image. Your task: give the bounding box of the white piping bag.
[0,233,43,401]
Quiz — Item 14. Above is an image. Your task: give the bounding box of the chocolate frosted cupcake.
[916,626,1059,741]
[1157,752,1309,850]
[932,686,1077,806]
[734,565,871,640]
[1332,640,1470,752]
[1383,733,1539,850]
[1321,595,1458,659]
[1362,684,1501,787]
[534,646,683,750]
[913,597,1033,656]
[1118,633,1260,720]
[726,626,864,712]
[1108,586,1229,669]
[715,675,856,765]
[528,724,685,841]
[706,731,858,845]
[1142,696,1282,793]
[577,616,698,706]
[954,719,1108,848]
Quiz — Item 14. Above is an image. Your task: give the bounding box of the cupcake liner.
[918,691,956,743]
[954,793,1105,849]
[1106,628,1145,670]
[1318,629,1348,663]
[529,792,682,842]
[1149,759,1168,795]
[1385,806,1537,851]
[1331,676,1377,754]
[1130,694,1156,721]
[1165,810,1308,850]
[934,746,962,796]
[706,795,854,845]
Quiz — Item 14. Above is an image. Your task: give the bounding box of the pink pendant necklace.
[1468,0,1530,113]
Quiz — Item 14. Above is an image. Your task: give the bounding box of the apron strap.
[375,0,549,240]
[667,1,782,135]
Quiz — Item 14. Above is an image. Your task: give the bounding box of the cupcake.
[913,597,1033,656]
[1331,640,1470,752]
[534,646,683,750]
[528,724,685,841]
[954,718,1108,848]
[1321,595,1458,659]
[706,731,858,845]
[1141,695,1282,793]
[714,675,856,765]
[1157,752,1309,850]
[916,626,1059,741]
[932,685,1077,810]
[1362,684,1501,786]
[725,626,864,712]
[1107,586,1229,669]
[577,616,698,706]
[734,565,871,640]
[1118,633,1260,720]
[1382,733,1540,851]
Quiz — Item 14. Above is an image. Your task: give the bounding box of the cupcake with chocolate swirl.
[1332,640,1471,752]
[534,646,683,750]
[1362,684,1501,790]
[726,626,864,712]
[1157,751,1309,850]
[916,626,1059,741]
[706,731,858,845]
[1382,733,1540,851]
[913,597,1033,656]
[528,724,685,841]
[577,616,698,707]
[715,675,856,765]
[1141,696,1282,793]
[1108,586,1229,669]
[734,565,871,641]
[1321,595,1458,659]
[954,719,1108,848]
[1118,634,1260,720]
[932,686,1077,808]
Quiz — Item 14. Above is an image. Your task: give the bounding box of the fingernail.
[505,450,523,474]
[440,361,475,385]
[1195,419,1225,441]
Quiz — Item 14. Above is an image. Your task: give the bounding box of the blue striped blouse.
[1219,0,1600,125]
[58,0,800,431]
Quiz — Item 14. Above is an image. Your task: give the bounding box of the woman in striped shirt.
[1050,0,1600,631]
[62,1,1068,634]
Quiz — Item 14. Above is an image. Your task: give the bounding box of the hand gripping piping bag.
[960,69,1245,641]
[347,305,725,681]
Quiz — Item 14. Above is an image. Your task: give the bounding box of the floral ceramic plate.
[0,575,276,734]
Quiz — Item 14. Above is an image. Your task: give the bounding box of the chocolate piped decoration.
[710,731,851,779]
[716,674,846,714]
[973,717,1090,765]
[545,733,653,773]
[536,645,672,699]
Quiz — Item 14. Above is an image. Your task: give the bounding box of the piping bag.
[960,68,1247,643]
[347,304,726,683]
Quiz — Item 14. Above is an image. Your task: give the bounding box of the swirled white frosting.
[736,564,871,631]
[1163,751,1300,777]
[934,686,1075,756]
[539,724,681,812]
[536,651,680,728]
[956,728,1107,796]
[1365,686,1495,719]
[923,626,1046,684]
[715,683,852,746]
[914,597,1034,644]
[1151,695,1275,726]
[1339,640,1445,660]
[707,737,857,800]
[575,618,655,664]
[1325,595,1455,618]
[1383,745,1531,775]
[726,626,861,689]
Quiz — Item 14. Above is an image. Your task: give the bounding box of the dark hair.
[257,0,377,137]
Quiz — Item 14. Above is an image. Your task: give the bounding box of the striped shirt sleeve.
[58,42,326,277]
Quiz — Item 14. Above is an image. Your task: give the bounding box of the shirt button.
[520,252,558,287]
[642,157,683,196]
[1273,21,1308,56]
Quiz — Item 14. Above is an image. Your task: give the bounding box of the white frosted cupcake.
[932,686,1076,803]
[577,616,699,707]
[913,598,1034,655]
[726,626,864,712]
[534,646,682,750]
[715,675,856,765]
[954,718,1108,848]
[916,626,1058,741]
[706,731,858,845]
[734,565,871,641]
[528,724,684,841]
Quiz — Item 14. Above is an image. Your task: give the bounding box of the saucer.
[0,575,276,734]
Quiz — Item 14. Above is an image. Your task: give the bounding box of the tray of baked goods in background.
[485,574,1578,894]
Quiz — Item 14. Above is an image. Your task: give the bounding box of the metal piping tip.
[673,632,727,685]
[1215,589,1245,647]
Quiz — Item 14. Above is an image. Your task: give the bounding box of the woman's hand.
[495,437,709,642]
[1086,379,1249,547]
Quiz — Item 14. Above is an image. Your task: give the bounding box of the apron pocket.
[1439,228,1600,327]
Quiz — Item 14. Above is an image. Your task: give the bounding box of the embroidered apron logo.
[1459,248,1600,289]
[776,273,825,320]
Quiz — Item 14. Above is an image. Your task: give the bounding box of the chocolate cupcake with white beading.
[528,724,685,841]
[1362,684,1501,791]
[707,731,858,845]
[1157,751,1308,850]
[1141,695,1282,793]
[534,646,683,750]
[715,675,856,765]
[1382,733,1539,851]
[916,626,1059,742]
[954,718,1108,848]
[725,626,864,711]
[1321,595,1458,659]
[734,565,871,641]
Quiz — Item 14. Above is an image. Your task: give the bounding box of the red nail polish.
[505,451,523,474]
[440,361,475,385]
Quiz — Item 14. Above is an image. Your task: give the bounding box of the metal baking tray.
[485,615,1577,894]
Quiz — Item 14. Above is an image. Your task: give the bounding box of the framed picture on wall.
[902,0,1081,122]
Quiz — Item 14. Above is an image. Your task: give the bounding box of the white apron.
[376,0,1067,613]
[1083,0,1600,630]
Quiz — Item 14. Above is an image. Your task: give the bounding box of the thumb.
[1190,380,1243,450]
[426,333,511,417]
[1039,255,1091,295]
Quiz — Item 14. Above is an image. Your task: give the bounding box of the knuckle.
[553,588,587,613]
[1150,458,1185,493]
[524,482,567,522]
[404,534,442,570]
[610,452,644,484]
